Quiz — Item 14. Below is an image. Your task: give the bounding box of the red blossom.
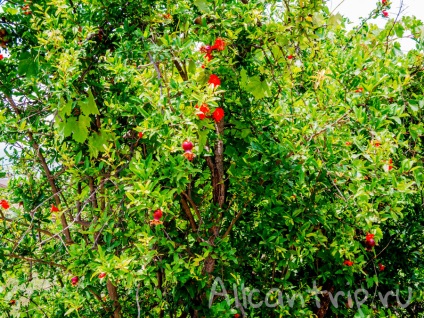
[138,132,143,139]
[153,209,163,220]
[205,52,213,61]
[0,54,3,60]
[0,200,10,209]
[365,233,375,241]
[387,158,393,170]
[183,151,195,161]
[355,87,363,93]
[287,55,294,60]
[98,272,107,279]
[212,38,225,51]
[379,263,386,271]
[212,107,225,123]
[345,141,352,146]
[195,104,210,120]
[382,10,389,17]
[51,204,59,212]
[343,260,354,266]
[208,74,221,87]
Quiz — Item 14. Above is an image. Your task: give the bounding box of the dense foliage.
[0,0,423,317]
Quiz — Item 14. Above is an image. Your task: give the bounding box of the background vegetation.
[0,0,423,317]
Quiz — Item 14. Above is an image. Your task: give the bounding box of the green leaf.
[59,98,72,117]
[193,0,210,12]
[63,115,90,143]
[198,129,208,155]
[246,76,271,100]
[64,117,77,138]
[88,130,111,157]
[73,122,89,143]
[79,90,100,116]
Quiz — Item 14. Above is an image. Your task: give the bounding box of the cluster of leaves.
[0,0,423,317]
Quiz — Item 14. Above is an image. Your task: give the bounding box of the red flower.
[0,200,10,209]
[378,263,385,271]
[205,52,213,61]
[382,10,389,17]
[345,141,352,146]
[355,87,363,93]
[138,132,143,139]
[0,54,3,60]
[343,260,353,266]
[212,107,224,123]
[51,204,59,212]
[382,0,387,4]
[234,314,241,318]
[287,55,294,60]
[201,64,205,69]
[183,151,195,161]
[212,38,225,51]
[373,140,381,147]
[365,233,375,241]
[153,209,163,220]
[98,272,107,279]
[388,158,393,171]
[195,104,210,120]
[208,74,221,87]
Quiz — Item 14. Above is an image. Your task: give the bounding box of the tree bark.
[107,280,122,318]
[314,282,334,318]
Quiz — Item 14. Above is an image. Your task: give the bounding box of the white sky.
[329,0,424,51]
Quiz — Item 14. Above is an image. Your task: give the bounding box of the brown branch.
[181,191,202,222]
[173,59,188,81]
[5,96,73,244]
[6,253,67,270]
[213,120,225,209]
[107,280,122,318]
[385,0,405,53]
[181,197,197,232]
[221,209,243,239]
[88,177,98,209]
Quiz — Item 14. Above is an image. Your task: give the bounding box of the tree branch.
[5,95,73,244]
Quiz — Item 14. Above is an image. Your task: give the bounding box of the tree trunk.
[107,280,122,318]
